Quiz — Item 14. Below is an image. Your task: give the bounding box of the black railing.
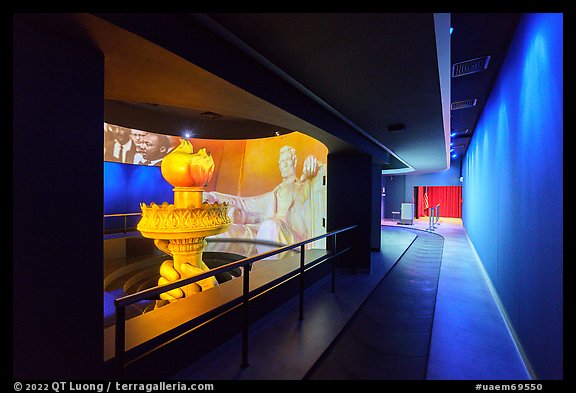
[113,225,356,371]
[104,212,141,234]
[426,204,440,231]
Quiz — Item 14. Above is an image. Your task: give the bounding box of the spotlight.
[452,153,458,159]
[450,132,456,137]
[274,131,281,136]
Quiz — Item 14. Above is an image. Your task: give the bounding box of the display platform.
[103,235,326,362]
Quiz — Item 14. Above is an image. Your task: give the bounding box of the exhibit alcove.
[104,122,328,327]
[103,235,297,327]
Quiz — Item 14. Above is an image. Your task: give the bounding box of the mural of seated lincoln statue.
[203,145,326,252]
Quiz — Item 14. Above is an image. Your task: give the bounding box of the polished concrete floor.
[169,218,531,380]
[305,228,444,379]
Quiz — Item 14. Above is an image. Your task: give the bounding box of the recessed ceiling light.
[200,111,222,120]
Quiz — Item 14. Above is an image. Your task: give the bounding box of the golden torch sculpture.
[137,140,230,305]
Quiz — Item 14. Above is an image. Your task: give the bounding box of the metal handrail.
[427,204,440,231]
[113,224,357,371]
[103,212,142,218]
[103,212,141,234]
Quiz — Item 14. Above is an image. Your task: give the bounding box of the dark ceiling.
[194,12,450,174]
[83,13,521,175]
[196,12,521,173]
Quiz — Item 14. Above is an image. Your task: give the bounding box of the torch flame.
[161,139,215,188]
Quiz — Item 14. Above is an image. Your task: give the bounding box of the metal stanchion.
[241,266,250,368]
[428,207,436,231]
[299,244,305,320]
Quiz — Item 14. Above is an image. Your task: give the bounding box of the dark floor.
[304,231,443,379]
[168,220,531,380]
[169,227,415,380]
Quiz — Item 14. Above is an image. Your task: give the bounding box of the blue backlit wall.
[462,13,562,379]
[104,162,173,229]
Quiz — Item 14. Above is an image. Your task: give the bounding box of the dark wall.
[382,175,406,219]
[370,163,382,251]
[462,13,563,379]
[13,16,105,378]
[327,153,372,270]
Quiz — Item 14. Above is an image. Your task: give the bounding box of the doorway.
[414,186,462,218]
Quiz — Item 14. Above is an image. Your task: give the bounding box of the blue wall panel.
[104,161,173,213]
[462,13,563,379]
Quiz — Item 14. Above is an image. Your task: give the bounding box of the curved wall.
[104,127,328,213]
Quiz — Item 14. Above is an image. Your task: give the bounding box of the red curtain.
[416,186,425,217]
[416,186,462,218]
[428,186,462,218]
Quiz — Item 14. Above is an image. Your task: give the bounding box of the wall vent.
[451,99,477,110]
[452,56,491,77]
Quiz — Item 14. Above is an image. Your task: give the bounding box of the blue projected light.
[451,153,457,159]
[461,13,563,379]
[450,27,454,35]
[104,161,173,214]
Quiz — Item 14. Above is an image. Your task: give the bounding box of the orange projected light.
[161,140,214,188]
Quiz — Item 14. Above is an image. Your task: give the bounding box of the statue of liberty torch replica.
[136,140,231,306]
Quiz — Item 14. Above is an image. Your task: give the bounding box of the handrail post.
[240,265,250,368]
[428,207,435,231]
[114,304,126,375]
[436,204,440,225]
[331,234,337,292]
[352,228,357,275]
[298,244,305,320]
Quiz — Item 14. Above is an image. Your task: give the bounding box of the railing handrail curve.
[104,212,141,218]
[114,225,357,308]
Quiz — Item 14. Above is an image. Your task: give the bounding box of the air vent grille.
[451,99,477,110]
[452,56,491,77]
